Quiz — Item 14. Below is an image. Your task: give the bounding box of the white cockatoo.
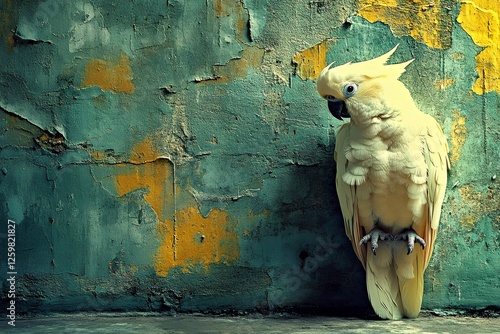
[316,45,449,319]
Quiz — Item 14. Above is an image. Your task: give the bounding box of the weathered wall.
[0,0,498,315]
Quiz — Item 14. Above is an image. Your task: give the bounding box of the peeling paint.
[458,184,499,230]
[155,206,239,276]
[293,39,334,80]
[204,46,264,83]
[450,110,467,165]
[115,139,174,221]
[82,53,135,94]
[0,107,45,148]
[215,0,249,44]
[69,2,111,53]
[36,131,68,154]
[457,0,500,94]
[113,138,239,277]
[242,0,267,41]
[434,78,456,90]
[358,0,453,49]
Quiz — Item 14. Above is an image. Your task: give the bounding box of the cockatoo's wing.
[395,115,449,318]
[421,116,450,269]
[334,123,367,269]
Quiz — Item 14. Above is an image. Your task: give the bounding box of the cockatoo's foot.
[359,228,393,255]
[394,229,426,255]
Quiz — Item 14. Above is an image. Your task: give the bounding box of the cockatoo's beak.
[326,96,350,121]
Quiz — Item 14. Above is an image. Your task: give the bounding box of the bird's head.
[316,44,414,123]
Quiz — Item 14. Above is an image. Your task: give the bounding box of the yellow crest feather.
[348,44,414,79]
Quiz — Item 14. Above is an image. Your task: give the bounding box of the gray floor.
[2,313,499,333]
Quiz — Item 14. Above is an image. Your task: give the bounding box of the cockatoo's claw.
[394,229,426,255]
[359,228,393,255]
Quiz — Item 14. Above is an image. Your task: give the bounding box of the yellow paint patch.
[155,207,239,276]
[114,138,239,276]
[358,0,452,49]
[451,52,466,60]
[128,138,160,164]
[458,185,499,230]
[434,78,456,90]
[457,1,500,94]
[293,39,334,80]
[115,138,174,221]
[82,52,135,93]
[450,110,467,164]
[211,46,264,83]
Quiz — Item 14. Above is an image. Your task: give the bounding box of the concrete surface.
[1,313,499,334]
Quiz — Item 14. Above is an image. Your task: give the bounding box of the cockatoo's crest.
[353,44,414,79]
[317,44,414,98]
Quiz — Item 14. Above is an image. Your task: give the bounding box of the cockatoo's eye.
[342,83,358,98]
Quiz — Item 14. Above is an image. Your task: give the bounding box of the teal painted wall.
[1,0,498,315]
